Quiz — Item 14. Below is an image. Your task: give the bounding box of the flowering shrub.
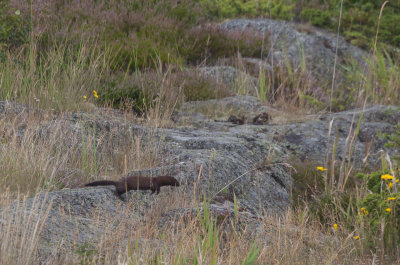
[357,170,400,252]
[300,165,400,255]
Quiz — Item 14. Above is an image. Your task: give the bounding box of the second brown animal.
[227,112,270,125]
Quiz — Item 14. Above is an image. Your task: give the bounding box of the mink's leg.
[112,191,124,201]
[115,188,126,202]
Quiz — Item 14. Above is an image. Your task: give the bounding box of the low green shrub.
[377,119,400,163]
[300,8,332,28]
[382,123,400,150]
[298,93,325,110]
[294,163,400,256]
[297,1,400,49]
[379,13,400,47]
[0,1,30,58]
[344,30,370,49]
[200,0,295,20]
[97,76,154,114]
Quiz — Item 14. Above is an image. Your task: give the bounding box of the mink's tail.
[85,180,117,187]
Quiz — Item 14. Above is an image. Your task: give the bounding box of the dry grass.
[0,191,53,265]
[0,107,169,195]
[0,40,112,112]
[0,102,383,265]
[0,188,382,265]
[1,1,399,264]
[1,99,399,264]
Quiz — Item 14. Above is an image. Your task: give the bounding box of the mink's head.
[158,176,180,187]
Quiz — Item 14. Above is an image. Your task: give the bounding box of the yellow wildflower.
[316,166,327,171]
[396,179,399,183]
[93,90,98,98]
[388,182,393,189]
[381,174,394,180]
[386,208,391,212]
[83,96,87,99]
[360,207,368,215]
[333,224,338,230]
[387,197,396,201]
[353,236,359,240]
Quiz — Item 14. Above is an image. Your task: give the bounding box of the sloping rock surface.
[1,96,399,261]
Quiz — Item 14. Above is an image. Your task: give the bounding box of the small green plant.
[80,125,99,177]
[258,66,267,101]
[194,196,261,264]
[380,122,400,151]
[76,243,97,265]
[377,112,400,163]
[241,243,260,265]
[195,197,219,265]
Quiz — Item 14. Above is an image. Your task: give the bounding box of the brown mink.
[85,175,180,196]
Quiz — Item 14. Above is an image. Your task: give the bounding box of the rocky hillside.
[1,12,399,263]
